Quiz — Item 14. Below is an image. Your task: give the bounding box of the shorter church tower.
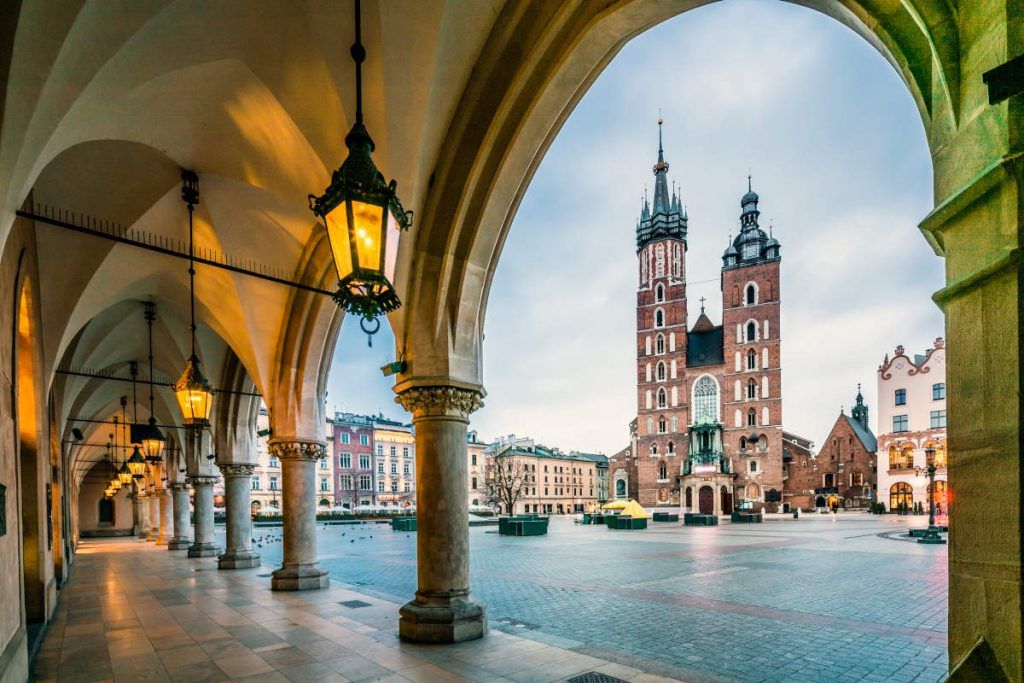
[720,179,784,508]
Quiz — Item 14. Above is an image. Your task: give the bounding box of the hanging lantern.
[127,445,147,479]
[141,302,167,461]
[117,460,132,485]
[174,355,213,428]
[308,0,411,344]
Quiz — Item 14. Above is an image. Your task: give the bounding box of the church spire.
[636,117,686,251]
[851,383,869,430]
[651,117,671,215]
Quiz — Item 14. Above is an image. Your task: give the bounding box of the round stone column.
[187,475,221,558]
[137,491,150,538]
[130,491,143,537]
[167,482,193,550]
[147,492,160,541]
[270,439,328,591]
[157,488,172,545]
[395,384,487,643]
[218,464,260,570]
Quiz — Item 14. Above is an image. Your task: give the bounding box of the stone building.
[371,416,416,509]
[466,430,489,508]
[876,340,948,513]
[483,435,607,514]
[632,126,784,512]
[784,389,877,510]
[0,4,1017,676]
[781,431,816,510]
[331,412,376,510]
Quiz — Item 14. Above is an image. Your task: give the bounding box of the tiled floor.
[30,538,678,682]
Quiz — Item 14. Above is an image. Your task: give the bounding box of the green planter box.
[730,512,762,523]
[684,513,718,526]
[607,516,648,530]
[498,515,549,536]
[391,517,417,531]
[652,512,679,522]
[582,514,605,525]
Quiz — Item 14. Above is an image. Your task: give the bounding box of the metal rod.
[17,208,334,297]
[352,0,364,125]
[67,417,185,431]
[55,367,262,397]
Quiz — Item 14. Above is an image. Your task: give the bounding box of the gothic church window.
[655,309,665,327]
[658,417,666,433]
[655,245,665,277]
[747,349,757,370]
[747,409,756,427]
[656,334,665,354]
[657,388,667,408]
[745,283,757,305]
[747,379,757,399]
[667,441,675,454]
[656,362,666,381]
[659,462,668,479]
[693,375,719,422]
[655,283,664,302]
[746,321,757,342]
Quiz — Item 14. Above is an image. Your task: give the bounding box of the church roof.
[691,311,715,332]
[841,413,877,453]
[686,325,724,367]
[636,120,687,250]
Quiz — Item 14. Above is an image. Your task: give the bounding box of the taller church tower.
[634,121,689,506]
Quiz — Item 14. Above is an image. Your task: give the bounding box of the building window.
[269,457,279,468]
[747,378,756,399]
[747,409,756,427]
[269,476,278,491]
[403,446,410,458]
[650,444,658,456]
[390,446,397,457]
[654,309,664,327]
[339,453,351,469]
[745,283,757,305]
[658,417,666,434]
[341,433,350,444]
[403,463,410,475]
[655,283,665,302]
[658,463,667,479]
[390,462,398,474]
[656,361,666,381]
[667,441,674,454]
[359,475,371,491]
[377,445,384,456]
[391,481,398,492]
[405,483,411,493]
[655,334,665,354]
[895,389,906,406]
[851,472,864,486]
[340,475,352,490]
[378,480,385,492]
[746,349,757,370]
[319,458,328,469]
[471,477,477,490]
[893,415,909,432]
[693,375,718,422]
[360,434,369,445]
[749,460,757,473]
[657,388,667,408]
[359,454,370,469]
[746,321,757,342]
[930,410,947,428]
[251,478,261,490]
[932,383,946,400]
[320,477,329,492]
[378,461,385,474]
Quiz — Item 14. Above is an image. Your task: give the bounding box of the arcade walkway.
[30,539,676,683]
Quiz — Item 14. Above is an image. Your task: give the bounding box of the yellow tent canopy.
[619,500,649,518]
[602,500,628,510]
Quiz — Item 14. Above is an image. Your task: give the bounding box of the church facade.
[630,125,784,512]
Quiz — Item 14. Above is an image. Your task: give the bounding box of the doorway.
[698,486,714,515]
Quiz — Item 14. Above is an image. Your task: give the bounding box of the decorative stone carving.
[395,385,485,418]
[186,475,218,487]
[267,439,325,461]
[218,464,256,477]
[169,481,189,492]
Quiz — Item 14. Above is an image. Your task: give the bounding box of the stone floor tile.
[214,652,277,679]
[158,643,213,669]
[277,661,351,683]
[258,645,318,669]
[322,653,392,681]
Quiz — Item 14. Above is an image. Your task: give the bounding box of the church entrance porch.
[681,473,735,516]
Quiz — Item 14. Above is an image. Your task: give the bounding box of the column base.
[271,564,328,591]
[167,537,192,550]
[146,532,159,542]
[398,591,487,644]
[218,550,261,570]
[187,543,221,558]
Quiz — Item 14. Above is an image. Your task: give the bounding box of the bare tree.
[483,454,528,515]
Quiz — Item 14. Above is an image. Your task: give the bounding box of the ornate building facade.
[632,124,785,511]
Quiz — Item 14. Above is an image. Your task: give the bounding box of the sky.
[326,0,942,454]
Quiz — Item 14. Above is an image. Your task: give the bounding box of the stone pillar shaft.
[157,489,172,545]
[270,440,328,591]
[130,492,143,537]
[395,384,487,643]
[188,476,220,558]
[168,482,192,550]
[147,493,159,541]
[218,464,260,569]
[137,492,149,538]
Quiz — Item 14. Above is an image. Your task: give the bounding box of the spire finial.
[699,296,706,313]
[748,172,752,192]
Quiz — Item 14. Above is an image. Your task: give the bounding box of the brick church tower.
[720,180,784,505]
[628,122,784,511]
[634,121,689,505]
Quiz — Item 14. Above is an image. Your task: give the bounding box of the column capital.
[268,438,325,461]
[169,481,190,492]
[219,463,256,477]
[187,475,218,487]
[394,384,485,419]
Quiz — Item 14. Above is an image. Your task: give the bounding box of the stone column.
[147,493,160,541]
[157,488,172,545]
[218,464,260,569]
[270,440,328,590]
[130,491,142,537]
[167,482,193,550]
[395,384,487,643]
[187,476,220,558]
[137,492,150,538]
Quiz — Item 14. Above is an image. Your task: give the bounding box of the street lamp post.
[916,446,946,545]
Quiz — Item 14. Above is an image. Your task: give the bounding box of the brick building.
[331,412,375,510]
[630,123,785,512]
[784,388,877,510]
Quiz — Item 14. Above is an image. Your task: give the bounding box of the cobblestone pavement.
[246,512,948,683]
